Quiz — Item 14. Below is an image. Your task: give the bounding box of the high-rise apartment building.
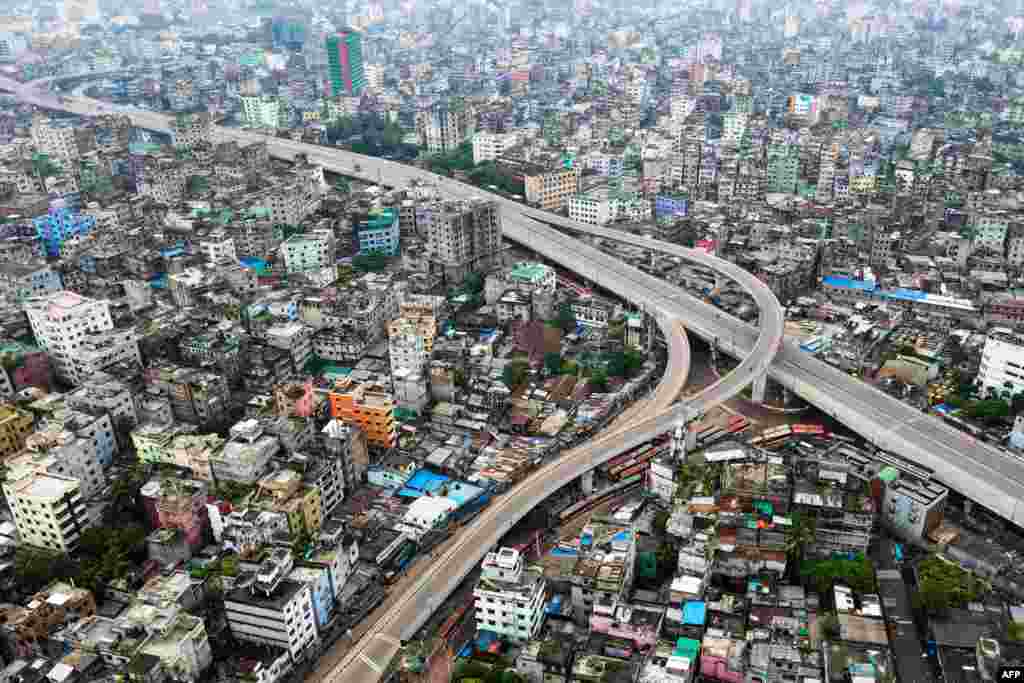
[415,105,476,155]
[4,469,92,552]
[326,31,365,97]
[24,291,140,386]
[472,548,546,643]
[979,329,1024,397]
[423,199,502,280]
[241,95,284,129]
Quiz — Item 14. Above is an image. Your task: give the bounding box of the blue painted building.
[353,207,400,256]
[396,469,492,523]
[32,208,96,257]
[289,564,335,631]
[0,264,62,301]
[655,194,689,219]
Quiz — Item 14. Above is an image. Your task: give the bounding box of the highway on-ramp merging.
[17,79,1024,675]
[0,83,792,680]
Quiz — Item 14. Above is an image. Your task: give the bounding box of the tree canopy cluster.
[425,143,525,195]
[915,555,988,612]
[324,113,417,160]
[13,524,148,601]
[800,554,876,595]
[353,250,391,273]
[503,359,531,388]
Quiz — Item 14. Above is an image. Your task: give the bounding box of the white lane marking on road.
[359,654,383,674]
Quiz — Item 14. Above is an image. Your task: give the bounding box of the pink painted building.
[589,601,663,650]
[700,637,746,683]
[0,342,51,393]
[274,379,314,418]
[140,477,211,551]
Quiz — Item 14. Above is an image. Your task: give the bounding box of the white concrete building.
[280,231,335,275]
[30,116,79,164]
[388,322,430,375]
[568,192,613,226]
[223,578,317,662]
[978,328,1024,397]
[398,496,456,540]
[200,232,238,265]
[3,469,92,552]
[472,132,520,164]
[215,420,281,483]
[24,291,139,386]
[415,106,476,155]
[472,547,546,643]
[242,95,283,129]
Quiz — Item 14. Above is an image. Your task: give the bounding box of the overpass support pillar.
[581,470,594,496]
[684,424,697,453]
[752,373,768,403]
[671,426,685,461]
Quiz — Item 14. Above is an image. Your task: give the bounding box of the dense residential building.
[33,208,96,258]
[978,327,1024,398]
[352,207,400,256]
[3,469,91,552]
[472,547,546,643]
[17,7,1024,682]
[223,551,318,662]
[415,105,476,155]
[423,199,502,280]
[0,403,33,458]
[24,291,140,385]
[328,384,396,449]
[0,263,62,303]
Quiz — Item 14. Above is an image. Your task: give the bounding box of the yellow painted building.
[252,469,322,536]
[0,404,33,459]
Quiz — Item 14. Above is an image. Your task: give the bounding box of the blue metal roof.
[821,275,877,292]
[880,288,927,302]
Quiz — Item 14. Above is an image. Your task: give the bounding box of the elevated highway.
[0,82,795,681]
[14,79,1024,670]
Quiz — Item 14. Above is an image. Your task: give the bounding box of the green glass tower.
[326,30,365,97]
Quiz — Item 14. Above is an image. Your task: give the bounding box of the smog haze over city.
[7,0,1024,682]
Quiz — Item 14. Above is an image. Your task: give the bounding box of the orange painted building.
[328,384,396,449]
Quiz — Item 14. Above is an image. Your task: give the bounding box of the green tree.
[31,153,62,180]
[503,360,530,388]
[555,302,577,333]
[334,177,350,194]
[353,250,389,272]
[607,352,627,377]
[785,511,817,580]
[544,352,563,376]
[187,175,208,195]
[463,271,484,294]
[13,549,59,594]
[623,349,644,375]
[590,367,609,391]
[818,613,840,638]
[915,555,989,612]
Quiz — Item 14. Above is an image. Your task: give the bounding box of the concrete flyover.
[5,86,794,679]
[27,85,1024,526]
